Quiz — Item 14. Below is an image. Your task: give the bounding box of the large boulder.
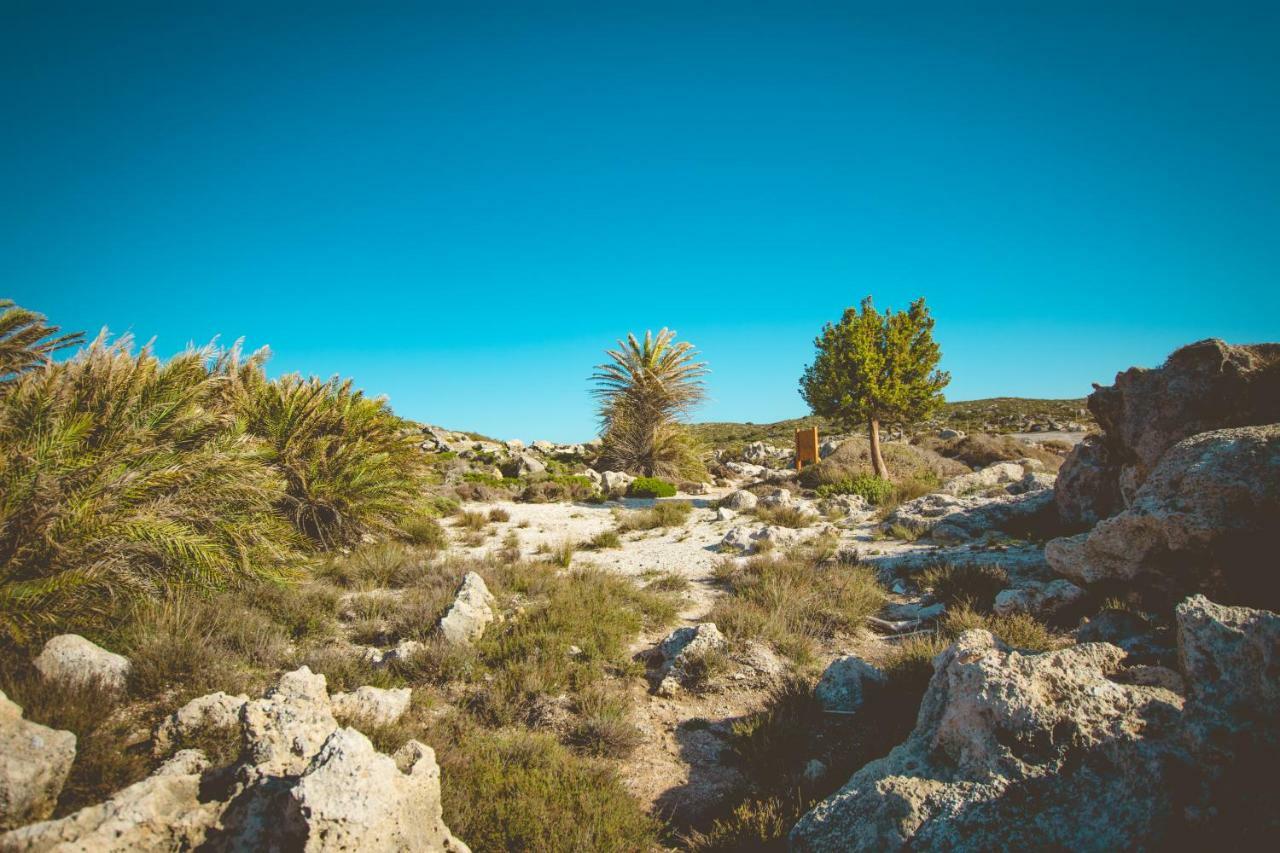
[1056,339,1280,525]
[1177,596,1279,789]
[655,623,726,696]
[33,635,130,692]
[1046,425,1280,607]
[2,668,469,851]
[283,731,468,852]
[330,686,412,727]
[813,657,885,715]
[940,461,1027,496]
[0,691,76,831]
[152,691,248,757]
[885,487,1055,543]
[790,631,1186,851]
[720,489,758,511]
[1,750,218,852]
[437,572,496,645]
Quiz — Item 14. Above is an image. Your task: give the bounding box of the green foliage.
[816,474,894,505]
[753,504,817,529]
[230,367,428,547]
[626,476,677,498]
[0,336,303,646]
[0,300,84,385]
[583,529,622,550]
[614,500,694,532]
[399,514,446,549]
[940,603,1062,652]
[592,328,709,479]
[708,553,886,663]
[800,296,949,433]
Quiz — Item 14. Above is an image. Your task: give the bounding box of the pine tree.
[799,296,949,478]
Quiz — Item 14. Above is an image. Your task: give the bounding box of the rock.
[886,489,1055,543]
[941,461,1026,496]
[1177,595,1280,771]
[1056,339,1280,524]
[741,441,786,464]
[992,579,1085,618]
[759,488,794,508]
[240,666,339,778]
[655,624,726,696]
[720,524,799,553]
[283,730,468,852]
[817,494,870,519]
[819,438,842,458]
[937,428,962,440]
[1,669,468,852]
[791,631,1186,851]
[1,751,219,851]
[361,639,425,668]
[438,572,496,645]
[723,461,769,480]
[531,439,556,453]
[331,686,412,728]
[601,471,635,494]
[583,469,603,488]
[153,691,249,756]
[714,506,736,523]
[813,656,885,715]
[33,634,130,691]
[1045,425,1280,606]
[721,489,758,511]
[502,452,546,477]
[0,690,76,831]
[802,759,828,784]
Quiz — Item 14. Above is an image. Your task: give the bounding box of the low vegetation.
[916,562,1010,611]
[627,476,677,498]
[708,548,885,664]
[614,500,694,532]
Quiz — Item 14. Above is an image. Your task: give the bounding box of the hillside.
[690,397,1093,451]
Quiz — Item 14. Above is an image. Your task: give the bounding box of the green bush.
[627,476,677,498]
[0,337,304,647]
[816,474,894,505]
[614,500,693,531]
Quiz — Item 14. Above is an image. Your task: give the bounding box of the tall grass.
[0,302,430,648]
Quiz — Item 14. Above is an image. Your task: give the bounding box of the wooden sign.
[795,427,819,470]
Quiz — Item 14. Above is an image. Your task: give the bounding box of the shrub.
[0,338,304,647]
[816,474,894,505]
[615,500,693,532]
[916,563,1009,611]
[920,432,1063,472]
[520,476,597,503]
[940,603,1062,652]
[456,510,490,532]
[400,514,446,549]
[583,529,622,550]
[708,554,885,663]
[488,507,511,523]
[643,571,690,593]
[799,437,967,489]
[567,685,642,758]
[754,504,817,529]
[627,476,677,498]
[229,367,429,547]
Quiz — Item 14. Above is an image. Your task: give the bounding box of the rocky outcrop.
[992,579,1085,619]
[2,750,218,852]
[1,668,467,852]
[655,623,726,696]
[790,631,1186,851]
[1046,425,1280,607]
[940,461,1026,496]
[0,691,76,831]
[1056,339,1280,525]
[33,635,130,692]
[331,686,412,727]
[885,485,1055,543]
[719,524,801,553]
[1177,596,1279,787]
[720,490,758,511]
[438,572,496,645]
[813,657,884,715]
[152,691,248,757]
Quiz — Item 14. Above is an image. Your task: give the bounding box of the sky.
[3,1,1278,442]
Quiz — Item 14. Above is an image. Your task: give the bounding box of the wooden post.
[795,427,819,470]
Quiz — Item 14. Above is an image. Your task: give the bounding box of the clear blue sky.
[4,2,1278,442]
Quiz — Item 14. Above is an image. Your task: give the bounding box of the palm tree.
[591,329,708,478]
[0,299,84,385]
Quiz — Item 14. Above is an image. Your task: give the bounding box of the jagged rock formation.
[0,667,468,852]
[883,461,1056,542]
[437,572,496,645]
[1056,339,1280,526]
[654,623,726,696]
[0,691,76,832]
[791,595,1280,850]
[1047,424,1280,607]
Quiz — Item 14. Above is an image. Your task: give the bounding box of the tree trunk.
[868,417,888,479]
